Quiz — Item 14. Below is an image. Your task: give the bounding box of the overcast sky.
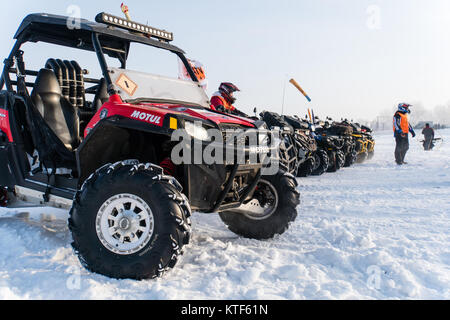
[1,0,450,120]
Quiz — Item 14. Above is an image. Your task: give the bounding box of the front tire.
[356,151,368,163]
[336,150,346,168]
[219,170,300,240]
[69,160,192,280]
[344,150,357,167]
[311,149,329,176]
[297,157,314,177]
[328,150,345,172]
[279,134,299,175]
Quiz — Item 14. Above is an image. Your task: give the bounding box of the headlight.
[184,122,209,141]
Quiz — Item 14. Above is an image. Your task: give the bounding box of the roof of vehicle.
[14,13,185,56]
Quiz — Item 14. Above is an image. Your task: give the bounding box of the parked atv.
[330,120,358,167]
[349,122,372,163]
[313,118,346,173]
[0,12,300,280]
[281,115,318,177]
[361,125,375,160]
[258,111,300,176]
[291,117,329,176]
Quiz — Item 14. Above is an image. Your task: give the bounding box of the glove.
[232,109,248,117]
[216,105,226,113]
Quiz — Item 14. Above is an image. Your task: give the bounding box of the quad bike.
[292,117,330,176]
[0,12,300,280]
[314,118,346,173]
[282,115,318,177]
[349,123,375,163]
[361,125,375,160]
[258,111,300,176]
[349,122,370,163]
[331,119,358,167]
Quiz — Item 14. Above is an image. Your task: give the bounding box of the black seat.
[31,69,80,150]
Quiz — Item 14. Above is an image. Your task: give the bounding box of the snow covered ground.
[0,130,449,300]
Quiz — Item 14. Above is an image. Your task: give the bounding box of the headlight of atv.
[184,121,210,141]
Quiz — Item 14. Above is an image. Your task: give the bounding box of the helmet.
[219,82,240,104]
[398,103,412,114]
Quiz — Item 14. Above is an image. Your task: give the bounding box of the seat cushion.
[31,69,80,149]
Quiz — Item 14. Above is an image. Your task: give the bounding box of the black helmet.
[219,82,240,104]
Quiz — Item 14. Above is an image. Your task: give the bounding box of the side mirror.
[253,107,257,115]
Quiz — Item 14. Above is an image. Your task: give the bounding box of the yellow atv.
[350,123,375,163]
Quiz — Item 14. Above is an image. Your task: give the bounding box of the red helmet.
[219,82,240,104]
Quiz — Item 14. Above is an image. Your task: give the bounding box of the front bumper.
[180,127,278,213]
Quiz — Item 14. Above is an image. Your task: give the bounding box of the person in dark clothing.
[393,103,416,165]
[422,123,435,150]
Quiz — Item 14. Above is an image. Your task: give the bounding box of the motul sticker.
[116,73,138,96]
[131,111,162,125]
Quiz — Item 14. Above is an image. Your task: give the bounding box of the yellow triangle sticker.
[115,74,138,96]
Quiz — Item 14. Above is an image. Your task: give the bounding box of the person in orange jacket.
[210,82,246,116]
[393,103,416,165]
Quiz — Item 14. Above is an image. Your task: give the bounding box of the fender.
[84,96,167,137]
[77,115,177,183]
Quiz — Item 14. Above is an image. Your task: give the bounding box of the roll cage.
[0,13,199,93]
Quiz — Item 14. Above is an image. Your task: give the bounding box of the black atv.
[313,118,346,173]
[0,12,300,280]
[289,117,329,176]
[258,111,300,176]
[329,120,358,168]
[281,115,318,177]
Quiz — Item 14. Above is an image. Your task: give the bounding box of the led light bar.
[95,12,174,42]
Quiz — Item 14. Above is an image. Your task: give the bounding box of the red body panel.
[85,95,254,137]
[0,109,13,142]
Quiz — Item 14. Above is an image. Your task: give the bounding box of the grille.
[219,124,251,145]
